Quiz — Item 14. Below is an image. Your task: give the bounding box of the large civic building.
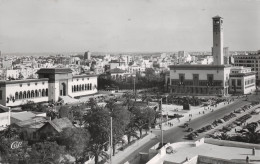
[0,68,98,107]
[168,16,255,95]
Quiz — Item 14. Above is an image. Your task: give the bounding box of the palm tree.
[125,115,139,144]
[244,127,260,144]
[122,92,134,111]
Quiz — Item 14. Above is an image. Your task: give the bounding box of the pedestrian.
[199,112,200,115]
[246,156,249,163]
[252,147,255,156]
[235,128,236,132]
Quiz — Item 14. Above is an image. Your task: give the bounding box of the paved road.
[119,99,250,164]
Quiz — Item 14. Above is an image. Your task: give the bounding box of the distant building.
[2,59,12,69]
[234,52,260,85]
[84,51,91,60]
[229,67,256,94]
[224,47,229,64]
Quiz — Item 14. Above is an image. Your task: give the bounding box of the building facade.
[229,67,256,94]
[0,68,98,107]
[169,65,231,96]
[234,53,260,84]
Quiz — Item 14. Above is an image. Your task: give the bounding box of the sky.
[0,0,259,53]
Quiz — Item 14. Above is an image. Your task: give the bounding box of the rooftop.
[169,64,231,70]
[49,117,74,132]
[14,117,48,129]
[72,74,98,78]
[148,138,260,164]
[37,68,73,74]
[212,15,222,19]
[0,78,49,85]
[11,111,38,121]
[109,68,125,73]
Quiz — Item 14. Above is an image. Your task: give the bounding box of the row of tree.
[98,68,166,90]
[0,93,158,164]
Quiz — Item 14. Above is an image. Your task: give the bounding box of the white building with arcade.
[0,68,98,107]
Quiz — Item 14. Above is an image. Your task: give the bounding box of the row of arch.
[72,84,92,93]
[15,89,48,100]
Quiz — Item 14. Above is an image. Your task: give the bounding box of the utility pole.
[110,116,113,164]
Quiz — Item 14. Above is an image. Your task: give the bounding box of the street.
[119,99,250,164]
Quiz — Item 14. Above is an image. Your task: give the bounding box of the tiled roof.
[51,117,74,132]
[11,111,37,121]
[109,68,125,73]
[14,117,48,128]
[37,68,73,74]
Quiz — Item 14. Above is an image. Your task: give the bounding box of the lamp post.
[159,98,164,146]
[110,116,113,164]
[133,76,136,102]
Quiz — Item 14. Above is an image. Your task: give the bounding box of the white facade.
[0,68,98,107]
[0,79,49,107]
[69,76,98,98]
[229,67,256,94]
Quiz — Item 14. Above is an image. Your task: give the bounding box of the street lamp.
[159,98,164,146]
[110,116,113,164]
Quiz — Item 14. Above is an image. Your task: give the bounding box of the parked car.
[186,132,198,140]
[186,128,194,132]
[183,123,189,128]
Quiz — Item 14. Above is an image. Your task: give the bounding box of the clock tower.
[212,15,224,65]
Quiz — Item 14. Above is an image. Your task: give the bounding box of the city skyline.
[0,0,259,53]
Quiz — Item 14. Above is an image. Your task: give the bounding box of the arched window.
[15,92,18,99]
[90,84,92,90]
[82,84,84,91]
[31,90,35,98]
[23,91,27,99]
[39,89,41,97]
[19,91,22,99]
[77,85,79,91]
[46,89,48,96]
[42,89,45,97]
[85,84,87,90]
[79,85,81,91]
[87,84,90,90]
[74,85,76,92]
[35,90,38,97]
[27,91,30,98]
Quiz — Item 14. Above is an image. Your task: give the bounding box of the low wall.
[182,155,199,164]
[197,155,246,164]
[205,138,260,149]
